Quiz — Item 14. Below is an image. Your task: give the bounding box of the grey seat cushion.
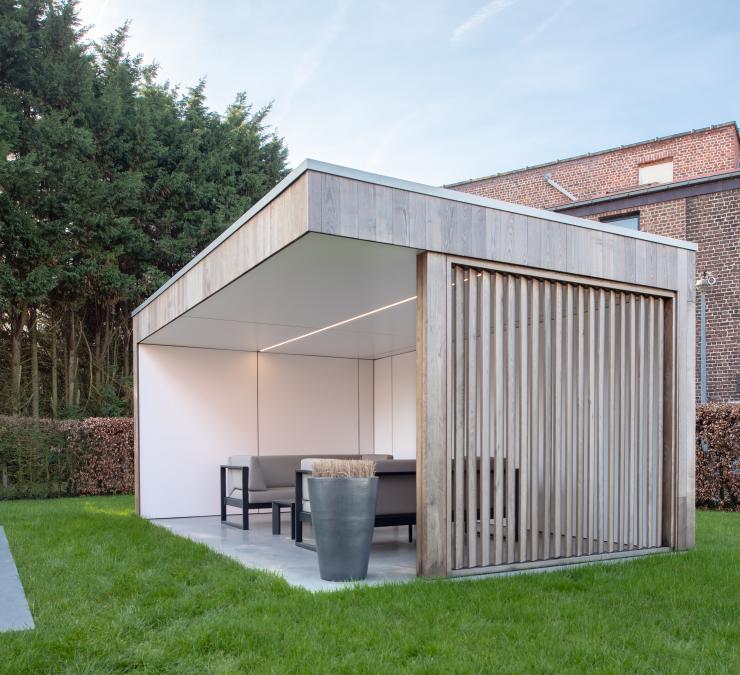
[247,487,295,504]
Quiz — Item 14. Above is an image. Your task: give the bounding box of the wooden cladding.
[449,265,671,571]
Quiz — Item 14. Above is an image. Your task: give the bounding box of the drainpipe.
[695,271,716,405]
[543,173,578,202]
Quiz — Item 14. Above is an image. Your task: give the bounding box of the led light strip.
[260,295,418,352]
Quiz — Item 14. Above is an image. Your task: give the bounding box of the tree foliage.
[0,0,289,417]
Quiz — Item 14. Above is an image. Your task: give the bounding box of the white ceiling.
[143,233,419,359]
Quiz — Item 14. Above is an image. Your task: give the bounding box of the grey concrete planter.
[307,476,378,581]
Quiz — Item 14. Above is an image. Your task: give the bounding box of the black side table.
[271,500,296,539]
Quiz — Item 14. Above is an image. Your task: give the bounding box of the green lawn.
[0,497,737,674]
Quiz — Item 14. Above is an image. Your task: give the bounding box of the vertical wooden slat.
[576,286,585,556]
[619,292,628,551]
[466,270,478,566]
[656,298,665,548]
[506,275,516,564]
[479,271,492,566]
[637,295,646,548]
[647,296,655,547]
[564,285,574,557]
[628,294,637,550]
[597,289,606,553]
[530,280,540,561]
[543,282,552,560]
[587,287,596,555]
[454,267,465,567]
[493,273,505,565]
[553,283,563,557]
[608,291,617,552]
[519,277,529,562]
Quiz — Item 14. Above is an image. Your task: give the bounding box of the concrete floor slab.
[153,513,416,592]
[0,526,34,632]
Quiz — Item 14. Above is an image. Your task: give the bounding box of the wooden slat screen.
[449,265,669,570]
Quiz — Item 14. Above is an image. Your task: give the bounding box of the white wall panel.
[373,357,393,454]
[139,345,258,519]
[373,352,417,459]
[392,351,417,459]
[358,360,374,452]
[258,353,360,454]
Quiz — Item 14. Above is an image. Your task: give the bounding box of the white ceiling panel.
[142,233,419,359]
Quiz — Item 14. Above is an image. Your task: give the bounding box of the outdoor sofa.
[220,453,391,530]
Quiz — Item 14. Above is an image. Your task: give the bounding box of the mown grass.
[0,496,737,673]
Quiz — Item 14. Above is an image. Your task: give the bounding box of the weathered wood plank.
[530,280,541,561]
[416,252,448,577]
[374,185,394,243]
[647,296,655,547]
[466,269,479,566]
[564,284,574,558]
[493,273,505,565]
[597,289,606,553]
[392,189,410,246]
[587,287,596,555]
[608,291,617,552]
[518,277,529,562]
[543,281,553,560]
[506,275,516,564]
[576,285,585,556]
[479,271,492,566]
[454,266,465,568]
[553,282,563,558]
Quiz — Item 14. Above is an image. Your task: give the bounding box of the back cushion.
[258,455,304,488]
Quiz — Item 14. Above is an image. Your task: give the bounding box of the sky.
[76,0,740,186]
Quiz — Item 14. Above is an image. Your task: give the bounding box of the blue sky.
[78,0,740,186]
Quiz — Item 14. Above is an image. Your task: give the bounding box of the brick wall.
[450,123,740,403]
[451,124,740,209]
[578,192,739,402]
[685,189,740,402]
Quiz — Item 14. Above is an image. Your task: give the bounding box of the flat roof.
[132,159,697,317]
[554,168,740,211]
[444,121,739,188]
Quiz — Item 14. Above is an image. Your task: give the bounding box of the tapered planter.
[308,476,378,581]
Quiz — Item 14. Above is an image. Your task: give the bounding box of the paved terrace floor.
[153,513,417,592]
[0,526,34,632]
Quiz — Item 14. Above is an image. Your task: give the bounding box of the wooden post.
[416,252,448,577]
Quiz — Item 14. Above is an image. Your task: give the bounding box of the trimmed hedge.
[1,406,738,507]
[0,416,134,499]
[696,403,740,511]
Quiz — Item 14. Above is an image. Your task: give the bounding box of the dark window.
[600,212,640,230]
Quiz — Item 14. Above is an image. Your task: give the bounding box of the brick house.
[447,122,740,402]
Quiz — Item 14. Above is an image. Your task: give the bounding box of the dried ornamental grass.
[310,459,376,478]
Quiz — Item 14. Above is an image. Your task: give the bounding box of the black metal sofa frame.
[220,464,273,530]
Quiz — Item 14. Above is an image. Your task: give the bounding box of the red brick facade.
[449,123,740,210]
[449,123,740,402]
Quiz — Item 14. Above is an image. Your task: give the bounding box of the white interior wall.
[373,351,417,460]
[139,345,374,518]
[139,345,258,519]
[257,353,373,454]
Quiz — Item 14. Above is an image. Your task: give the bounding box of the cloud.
[275,0,353,124]
[522,0,574,44]
[452,0,520,41]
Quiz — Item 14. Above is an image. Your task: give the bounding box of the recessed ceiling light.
[260,295,418,352]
